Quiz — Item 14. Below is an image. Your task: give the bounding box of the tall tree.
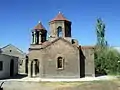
[95,18,120,75]
[95,18,108,75]
[96,18,108,47]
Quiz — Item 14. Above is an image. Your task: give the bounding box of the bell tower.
[49,12,72,41]
[31,21,47,44]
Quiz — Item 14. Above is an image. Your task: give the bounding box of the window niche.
[19,60,23,66]
[36,31,39,44]
[57,57,64,69]
[0,61,3,71]
[57,26,62,37]
[10,50,12,52]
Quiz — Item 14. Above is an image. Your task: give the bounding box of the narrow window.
[57,57,64,69]
[57,26,62,37]
[19,60,23,65]
[0,61,3,71]
[36,31,39,44]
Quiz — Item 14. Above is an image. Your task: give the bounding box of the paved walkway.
[0,75,118,82]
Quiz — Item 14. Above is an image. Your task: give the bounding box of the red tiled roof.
[50,12,70,22]
[33,21,46,30]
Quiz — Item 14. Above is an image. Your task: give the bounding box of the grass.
[39,81,85,86]
[2,78,120,90]
[38,80,120,90]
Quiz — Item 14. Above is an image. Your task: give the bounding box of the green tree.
[96,18,107,47]
[95,18,120,75]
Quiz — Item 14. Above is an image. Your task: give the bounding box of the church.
[28,12,95,78]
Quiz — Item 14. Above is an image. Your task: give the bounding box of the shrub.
[94,46,120,75]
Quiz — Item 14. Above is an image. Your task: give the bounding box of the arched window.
[57,26,62,37]
[57,57,64,69]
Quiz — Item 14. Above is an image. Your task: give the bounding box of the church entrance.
[10,59,14,76]
[25,56,28,74]
[31,59,39,77]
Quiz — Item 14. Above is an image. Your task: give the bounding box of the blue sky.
[0,0,120,52]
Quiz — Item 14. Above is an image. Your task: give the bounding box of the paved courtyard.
[0,75,119,90]
[0,81,56,90]
[0,75,117,82]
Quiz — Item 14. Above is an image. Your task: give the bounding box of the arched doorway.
[31,59,39,77]
[10,59,14,76]
[25,56,28,74]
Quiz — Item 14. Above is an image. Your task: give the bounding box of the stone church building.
[28,12,95,78]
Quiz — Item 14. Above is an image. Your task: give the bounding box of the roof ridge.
[50,12,70,22]
[42,38,78,49]
[1,44,26,54]
[33,21,46,30]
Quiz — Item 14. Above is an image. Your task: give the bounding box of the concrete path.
[0,75,118,82]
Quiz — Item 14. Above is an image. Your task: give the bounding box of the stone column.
[32,61,36,77]
[39,61,42,78]
[34,32,36,44]
[62,27,65,37]
[32,32,34,44]
[39,31,42,44]
[28,60,32,77]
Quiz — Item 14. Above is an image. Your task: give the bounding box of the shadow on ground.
[95,70,107,77]
[0,74,27,80]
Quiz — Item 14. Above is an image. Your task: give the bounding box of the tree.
[96,18,108,47]
[95,18,120,75]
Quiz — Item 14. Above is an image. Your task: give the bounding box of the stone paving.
[0,75,118,90]
[0,75,117,82]
[0,81,56,90]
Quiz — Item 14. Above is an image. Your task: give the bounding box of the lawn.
[39,79,120,90]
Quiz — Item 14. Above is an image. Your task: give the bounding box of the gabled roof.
[1,44,26,55]
[33,21,46,30]
[42,38,79,49]
[50,12,70,22]
[29,38,79,51]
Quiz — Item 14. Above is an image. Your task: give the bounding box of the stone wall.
[28,39,95,78]
[28,38,80,78]
[1,45,26,74]
[81,46,95,77]
[41,39,80,78]
[0,54,18,79]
